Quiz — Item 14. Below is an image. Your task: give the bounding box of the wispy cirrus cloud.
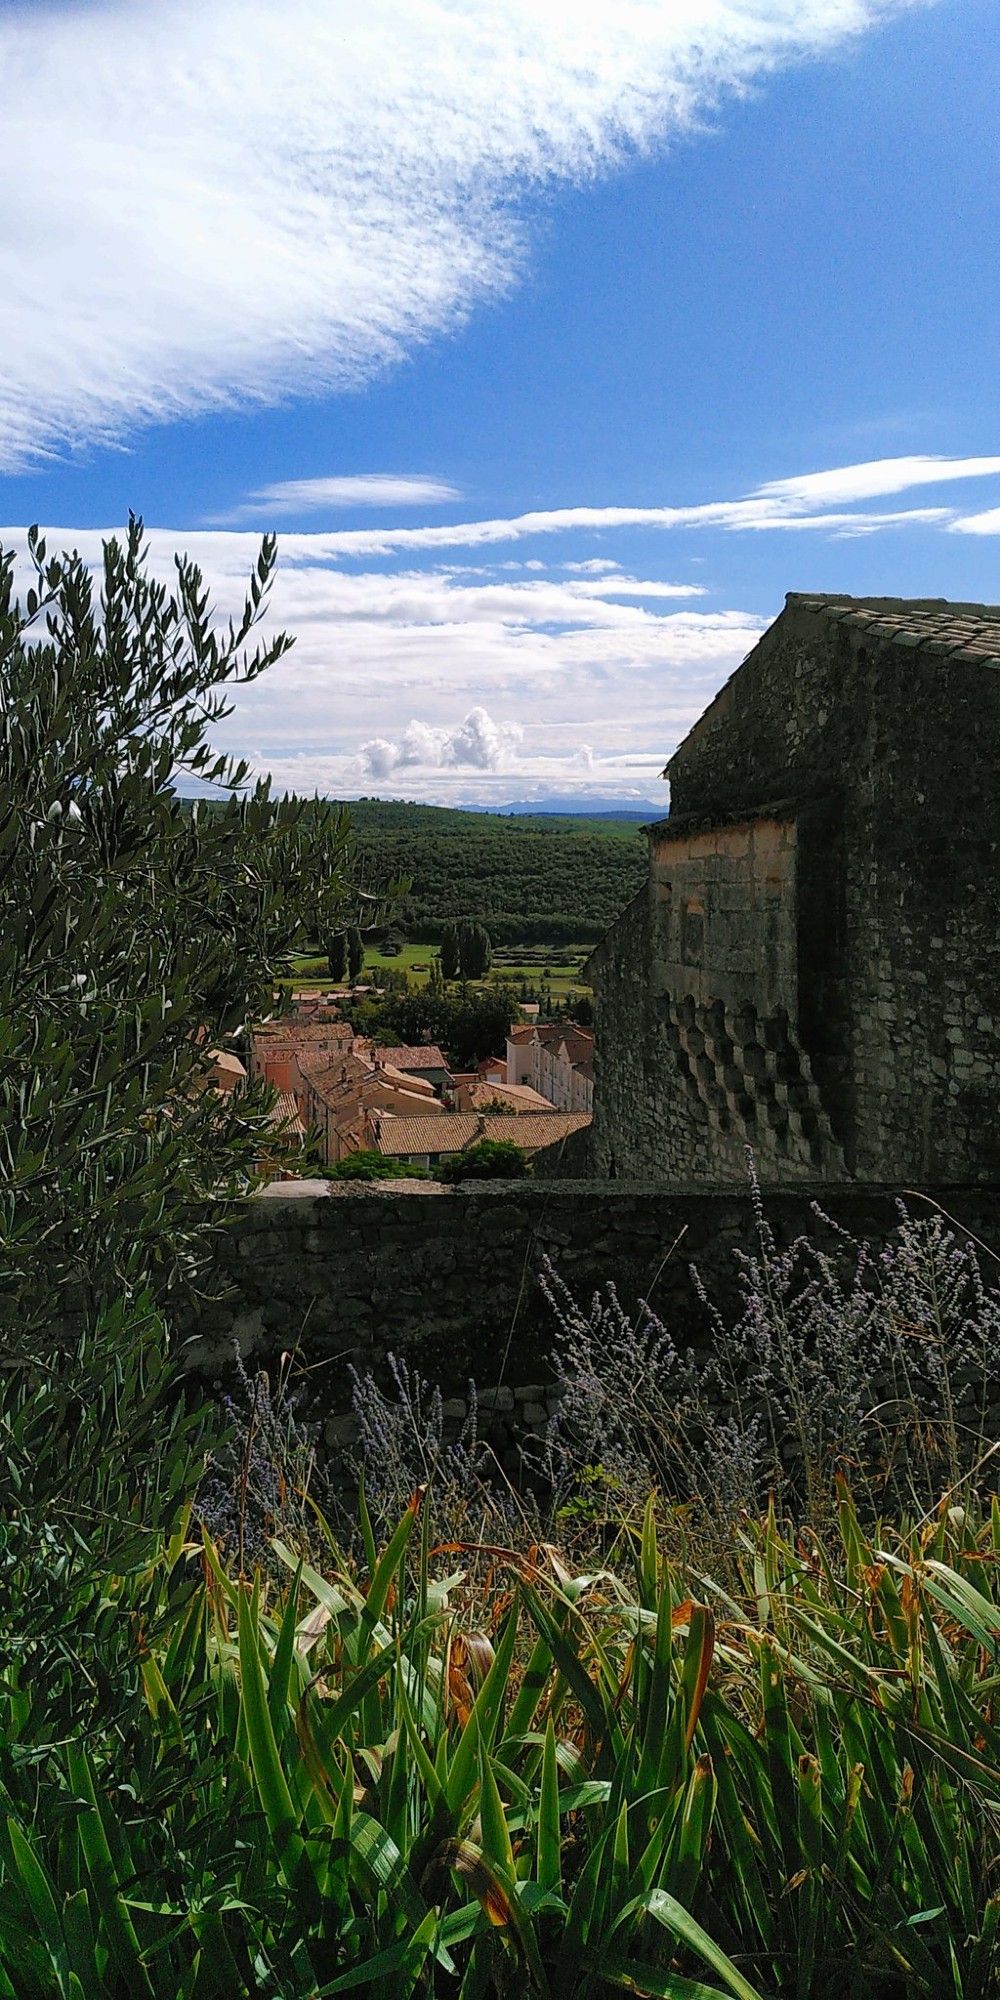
[0,0,929,469]
[187,453,998,560]
[755,454,1000,506]
[6,442,999,803]
[211,473,461,524]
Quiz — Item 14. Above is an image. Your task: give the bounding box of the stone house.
[249,1019,356,1094]
[368,1107,591,1171]
[453,1079,554,1114]
[204,1048,246,1094]
[588,592,1000,1185]
[370,1045,453,1093]
[295,1049,442,1164]
[506,1022,595,1114]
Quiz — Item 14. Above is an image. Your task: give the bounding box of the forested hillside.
[344,798,647,942]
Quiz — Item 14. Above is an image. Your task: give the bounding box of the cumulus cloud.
[7,437,999,804]
[212,473,461,523]
[359,705,522,777]
[0,0,927,467]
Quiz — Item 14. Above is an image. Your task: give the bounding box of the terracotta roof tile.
[465,1081,553,1112]
[371,1114,477,1156]
[207,1049,246,1076]
[370,1109,590,1158]
[476,1112,590,1150]
[374,1044,450,1071]
[267,1092,305,1137]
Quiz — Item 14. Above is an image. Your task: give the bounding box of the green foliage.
[356,983,519,1068]
[439,1138,529,1181]
[325,929,348,982]
[441,920,461,982]
[370,961,411,996]
[0,517,364,1777]
[3,1487,1000,1996]
[441,918,492,981]
[341,797,646,944]
[327,1149,429,1182]
[346,925,365,983]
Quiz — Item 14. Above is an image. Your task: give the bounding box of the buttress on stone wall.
[589,592,1000,1186]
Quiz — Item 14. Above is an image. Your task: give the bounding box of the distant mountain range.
[471,795,665,821]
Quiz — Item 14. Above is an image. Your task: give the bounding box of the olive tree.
[0,518,371,1663]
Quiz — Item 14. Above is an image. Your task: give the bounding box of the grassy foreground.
[3,1485,1000,1998]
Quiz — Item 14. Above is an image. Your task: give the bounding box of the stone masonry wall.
[590,597,1000,1187]
[182,1179,1000,1466]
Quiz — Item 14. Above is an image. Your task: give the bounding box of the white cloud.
[191,472,970,560]
[0,0,927,467]
[212,473,461,523]
[2,514,761,799]
[757,454,1000,506]
[949,507,1000,536]
[359,705,522,776]
[7,433,1000,806]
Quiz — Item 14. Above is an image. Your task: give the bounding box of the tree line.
[343,797,645,943]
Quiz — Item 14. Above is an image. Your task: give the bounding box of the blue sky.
[2,0,998,803]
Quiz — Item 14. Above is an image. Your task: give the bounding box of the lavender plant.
[349,1352,524,1543]
[195,1345,326,1572]
[538,1165,1000,1534]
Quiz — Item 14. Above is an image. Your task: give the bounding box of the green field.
[284,939,593,1004]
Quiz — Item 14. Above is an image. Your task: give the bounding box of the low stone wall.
[183,1178,1000,1459]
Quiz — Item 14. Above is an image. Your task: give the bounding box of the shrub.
[349,1352,490,1528]
[0,521,370,1742]
[194,1347,326,1573]
[536,1176,1000,1542]
[439,1137,529,1180]
[327,1148,428,1181]
[323,929,348,981]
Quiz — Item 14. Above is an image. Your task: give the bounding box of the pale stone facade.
[506,1024,594,1114]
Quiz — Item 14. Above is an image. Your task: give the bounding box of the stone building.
[588,592,1000,1185]
[506,1022,595,1113]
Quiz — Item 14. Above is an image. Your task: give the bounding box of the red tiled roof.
[535,1023,594,1058]
[465,1081,552,1112]
[253,1019,354,1044]
[370,1113,477,1157]
[266,1092,305,1138]
[296,1050,372,1100]
[207,1049,246,1076]
[371,1108,590,1159]
[476,1112,590,1151]
[374,1063,437,1096]
[373,1044,450,1071]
